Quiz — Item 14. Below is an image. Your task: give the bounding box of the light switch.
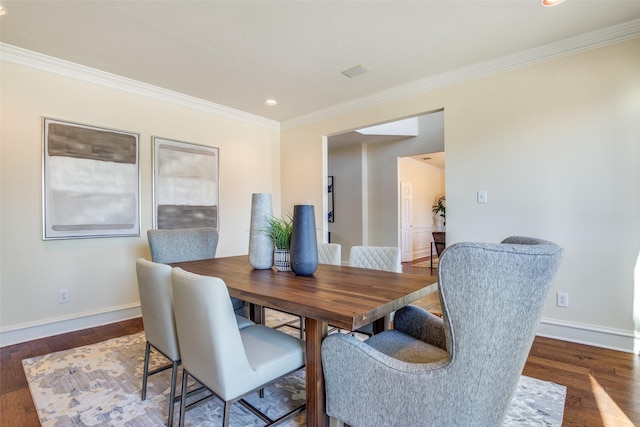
[477,190,488,204]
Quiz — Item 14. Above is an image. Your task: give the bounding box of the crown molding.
[281,18,640,131]
[0,43,280,131]
[2,18,639,132]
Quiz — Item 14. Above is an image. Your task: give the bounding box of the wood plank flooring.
[1,257,638,426]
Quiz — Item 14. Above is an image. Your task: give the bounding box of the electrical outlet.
[58,289,69,304]
[557,292,568,307]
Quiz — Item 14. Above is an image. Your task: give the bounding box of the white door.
[400,182,413,262]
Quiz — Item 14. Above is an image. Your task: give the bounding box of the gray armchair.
[147,227,248,318]
[322,236,563,427]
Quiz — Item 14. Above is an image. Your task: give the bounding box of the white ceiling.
[1,1,640,125]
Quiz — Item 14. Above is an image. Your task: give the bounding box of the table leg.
[249,303,263,324]
[372,317,388,334]
[305,317,329,427]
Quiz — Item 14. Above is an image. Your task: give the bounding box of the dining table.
[170,255,438,427]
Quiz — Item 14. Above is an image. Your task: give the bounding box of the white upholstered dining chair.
[347,246,402,335]
[136,259,253,427]
[318,242,342,266]
[348,245,402,273]
[170,268,306,427]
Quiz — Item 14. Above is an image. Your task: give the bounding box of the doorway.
[399,152,445,262]
[326,110,444,262]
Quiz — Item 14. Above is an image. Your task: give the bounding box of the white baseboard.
[538,317,638,354]
[0,303,142,348]
[2,302,637,355]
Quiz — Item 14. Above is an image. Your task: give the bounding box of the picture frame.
[328,175,334,223]
[42,118,140,240]
[152,137,219,230]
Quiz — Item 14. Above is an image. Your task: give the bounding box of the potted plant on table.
[265,213,293,272]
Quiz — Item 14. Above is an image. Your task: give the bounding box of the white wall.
[0,60,281,345]
[282,39,640,352]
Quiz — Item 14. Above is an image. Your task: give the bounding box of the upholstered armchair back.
[322,236,563,427]
[147,227,218,264]
[434,237,563,422]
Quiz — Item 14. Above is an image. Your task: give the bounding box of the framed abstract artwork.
[42,118,140,240]
[152,137,219,230]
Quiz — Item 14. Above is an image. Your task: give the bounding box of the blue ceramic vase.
[290,204,318,276]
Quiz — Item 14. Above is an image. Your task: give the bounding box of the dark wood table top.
[170,255,438,330]
[170,254,438,427]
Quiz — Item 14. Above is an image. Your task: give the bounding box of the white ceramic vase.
[248,193,274,269]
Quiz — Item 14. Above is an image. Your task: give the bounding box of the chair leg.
[222,401,231,427]
[141,341,151,400]
[178,370,189,427]
[167,360,179,427]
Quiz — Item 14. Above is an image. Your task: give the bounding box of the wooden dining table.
[170,255,438,427]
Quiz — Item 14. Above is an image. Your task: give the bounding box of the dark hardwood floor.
[1,257,638,426]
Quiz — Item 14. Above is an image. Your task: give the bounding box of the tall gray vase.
[290,204,318,276]
[248,193,274,269]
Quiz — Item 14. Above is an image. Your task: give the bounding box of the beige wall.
[1,38,638,351]
[282,39,640,352]
[327,143,365,259]
[0,61,281,344]
[399,157,445,258]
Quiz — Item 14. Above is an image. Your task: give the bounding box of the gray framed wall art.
[152,137,219,230]
[42,118,140,239]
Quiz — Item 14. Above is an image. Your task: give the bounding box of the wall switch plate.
[477,190,488,204]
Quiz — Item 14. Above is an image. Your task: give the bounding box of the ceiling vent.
[341,64,370,78]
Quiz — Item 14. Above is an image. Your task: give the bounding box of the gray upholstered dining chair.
[136,259,254,426]
[321,236,563,427]
[147,227,247,318]
[318,242,342,265]
[170,268,306,427]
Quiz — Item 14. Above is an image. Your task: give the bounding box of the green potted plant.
[432,196,446,229]
[265,213,293,271]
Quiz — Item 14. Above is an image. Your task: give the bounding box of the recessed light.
[541,0,566,7]
[0,6,7,15]
[265,99,277,106]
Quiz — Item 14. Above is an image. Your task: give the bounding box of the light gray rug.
[23,318,566,426]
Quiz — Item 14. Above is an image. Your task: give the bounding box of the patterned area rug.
[23,316,566,426]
